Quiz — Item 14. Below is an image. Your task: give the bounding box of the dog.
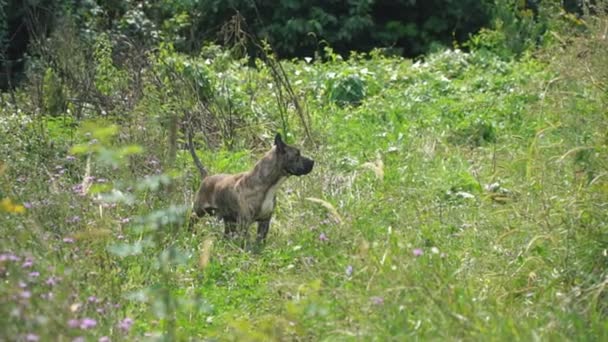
[188,133,314,243]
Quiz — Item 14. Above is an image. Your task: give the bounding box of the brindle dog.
[188,133,314,243]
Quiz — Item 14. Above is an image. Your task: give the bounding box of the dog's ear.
[274,133,286,153]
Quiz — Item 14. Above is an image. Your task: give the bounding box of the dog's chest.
[258,177,286,218]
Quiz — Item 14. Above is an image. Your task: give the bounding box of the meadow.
[1,11,607,342]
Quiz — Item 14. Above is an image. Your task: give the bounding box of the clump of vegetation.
[1,2,607,341]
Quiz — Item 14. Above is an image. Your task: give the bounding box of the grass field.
[1,13,607,342]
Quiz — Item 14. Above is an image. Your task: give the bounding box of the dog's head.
[275,133,314,176]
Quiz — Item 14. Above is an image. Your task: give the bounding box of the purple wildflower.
[72,184,85,196]
[19,281,27,288]
[23,202,33,209]
[370,296,384,305]
[0,253,20,262]
[412,248,424,257]
[63,237,75,243]
[88,296,98,303]
[319,233,329,242]
[25,333,40,341]
[29,271,40,278]
[99,337,111,342]
[73,337,85,342]
[68,319,80,328]
[79,318,97,329]
[45,276,59,286]
[22,258,34,268]
[345,265,353,277]
[20,290,31,299]
[118,317,134,333]
[66,155,76,161]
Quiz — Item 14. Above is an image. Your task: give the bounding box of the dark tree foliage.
[1,0,559,89]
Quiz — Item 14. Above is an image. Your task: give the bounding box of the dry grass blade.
[199,238,214,270]
[305,197,343,224]
[361,154,384,180]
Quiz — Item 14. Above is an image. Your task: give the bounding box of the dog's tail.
[187,130,208,179]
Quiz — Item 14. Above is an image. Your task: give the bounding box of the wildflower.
[23,202,33,209]
[22,257,34,268]
[79,318,97,329]
[70,302,82,312]
[0,253,20,262]
[20,290,31,299]
[99,337,111,342]
[345,265,353,277]
[319,233,329,242]
[73,337,85,342]
[72,184,85,196]
[370,296,384,305]
[88,296,98,303]
[19,281,27,288]
[26,333,39,341]
[431,247,440,254]
[63,237,75,243]
[66,155,76,161]
[119,217,130,224]
[68,319,80,328]
[29,271,40,278]
[118,317,134,332]
[412,248,424,257]
[45,276,59,286]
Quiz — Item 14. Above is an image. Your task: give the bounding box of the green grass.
[1,15,607,341]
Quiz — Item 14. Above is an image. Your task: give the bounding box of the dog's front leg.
[256,219,271,243]
[223,217,238,239]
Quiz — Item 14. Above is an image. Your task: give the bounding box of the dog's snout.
[307,159,314,170]
[303,158,314,174]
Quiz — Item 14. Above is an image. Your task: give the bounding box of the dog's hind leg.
[256,219,271,243]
